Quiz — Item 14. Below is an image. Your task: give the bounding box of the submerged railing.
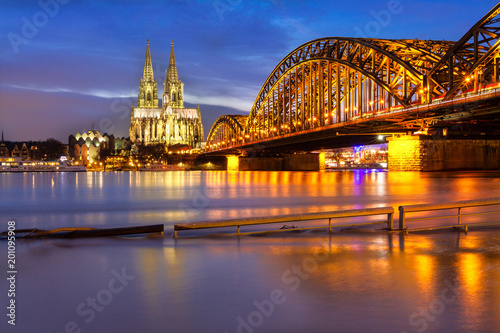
[173,207,394,238]
[399,198,500,232]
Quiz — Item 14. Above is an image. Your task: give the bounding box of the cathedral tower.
[137,39,159,108]
[164,41,184,109]
[130,40,204,148]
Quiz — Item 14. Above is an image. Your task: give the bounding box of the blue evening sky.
[0,0,497,141]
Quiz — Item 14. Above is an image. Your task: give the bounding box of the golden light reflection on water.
[92,170,500,227]
[458,253,481,295]
[413,255,436,297]
[457,252,485,326]
[134,245,193,323]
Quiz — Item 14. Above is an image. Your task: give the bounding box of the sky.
[0,0,498,142]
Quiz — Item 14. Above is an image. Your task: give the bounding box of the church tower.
[130,39,204,148]
[164,41,184,109]
[137,39,159,108]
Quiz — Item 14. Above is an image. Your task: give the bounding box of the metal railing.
[174,207,394,238]
[399,198,500,232]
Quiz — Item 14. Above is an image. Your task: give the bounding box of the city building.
[129,40,204,148]
[68,130,130,165]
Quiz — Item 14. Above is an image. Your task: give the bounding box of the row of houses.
[0,141,68,160]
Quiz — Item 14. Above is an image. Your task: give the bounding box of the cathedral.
[129,40,204,148]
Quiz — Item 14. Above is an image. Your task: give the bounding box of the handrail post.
[174,228,177,238]
[399,206,405,230]
[388,212,393,231]
[237,225,240,236]
[457,207,462,225]
[329,218,332,233]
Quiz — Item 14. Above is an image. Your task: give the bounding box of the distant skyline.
[0,0,497,142]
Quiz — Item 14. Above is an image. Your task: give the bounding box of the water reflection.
[2,170,500,233]
[5,208,500,332]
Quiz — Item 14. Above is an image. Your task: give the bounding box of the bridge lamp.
[369,101,374,106]
[378,135,385,141]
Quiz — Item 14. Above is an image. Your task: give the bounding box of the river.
[1,170,500,332]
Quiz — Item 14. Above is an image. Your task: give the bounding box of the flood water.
[1,170,500,333]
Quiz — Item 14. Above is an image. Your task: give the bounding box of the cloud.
[185,93,252,113]
[6,84,136,99]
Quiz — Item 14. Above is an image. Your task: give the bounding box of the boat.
[139,164,185,171]
[0,157,87,172]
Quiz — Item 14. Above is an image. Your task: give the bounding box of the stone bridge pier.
[227,153,326,171]
[388,135,500,171]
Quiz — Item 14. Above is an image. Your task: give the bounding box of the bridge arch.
[206,115,247,150]
[427,3,500,100]
[244,37,456,140]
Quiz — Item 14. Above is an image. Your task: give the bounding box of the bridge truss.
[206,3,500,152]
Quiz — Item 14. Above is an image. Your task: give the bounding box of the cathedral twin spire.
[138,39,183,109]
[137,39,158,108]
[143,39,154,81]
[164,40,184,108]
[167,40,179,83]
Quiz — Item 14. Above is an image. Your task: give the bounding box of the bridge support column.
[238,156,283,171]
[236,153,325,171]
[388,135,500,171]
[283,153,325,171]
[227,155,239,172]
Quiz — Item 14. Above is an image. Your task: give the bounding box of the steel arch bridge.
[206,3,500,153]
[206,115,247,149]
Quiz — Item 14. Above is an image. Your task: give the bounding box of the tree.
[133,143,168,168]
[42,138,65,160]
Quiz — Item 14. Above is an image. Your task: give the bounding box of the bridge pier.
[283,153,325,171]
[228,153,325,171]
[388,135,500,171]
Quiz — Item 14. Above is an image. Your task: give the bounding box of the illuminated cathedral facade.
[129,40,204,147]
